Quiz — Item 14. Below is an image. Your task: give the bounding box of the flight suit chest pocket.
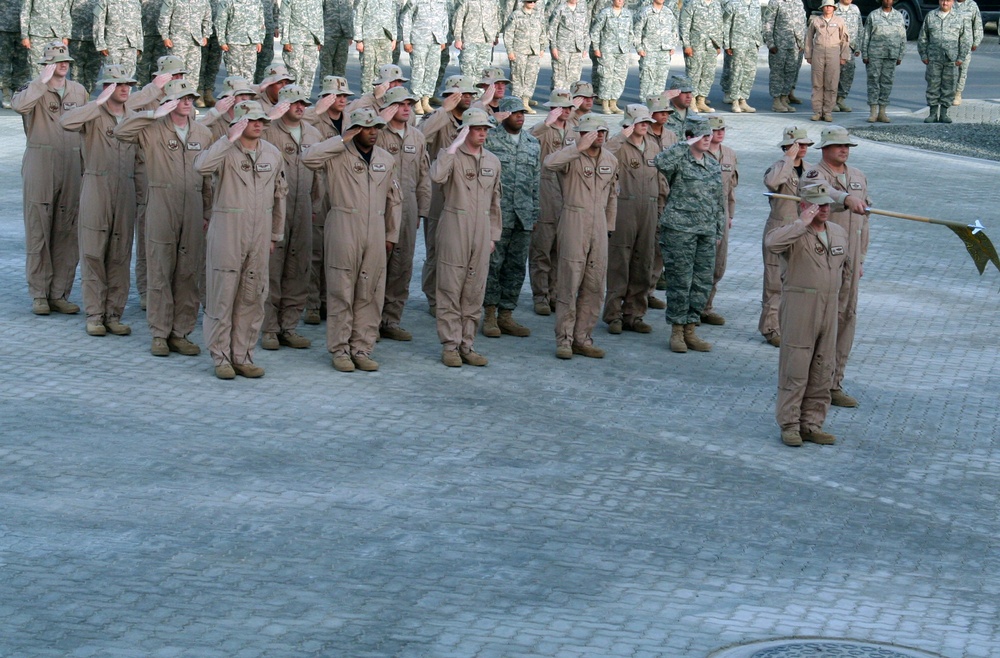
[478,167,495,189]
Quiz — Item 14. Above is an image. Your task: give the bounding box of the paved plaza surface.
[2,53,1000,658]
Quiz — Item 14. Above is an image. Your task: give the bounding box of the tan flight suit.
[302,107,343,315]
[544,144,619,349]
[646,124,678,296]
[418,108,462,310]
[12,77,88,305]
[603,132,666,327]
[760,154,809,339]
[302,136,401,359]
[60,102,137,326]
[428,145,503,354]
[194,136,288,367]
[262,118,323,335]
[765,218,849,432]
[801,161,869,392]
[114,112,213,341]
[704,143,738,314]
[378,123,432,330]
[528,121,577,308]
[805,15,850,117]
[198,107,234,142]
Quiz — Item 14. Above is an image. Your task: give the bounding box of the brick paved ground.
[1,91,999,656]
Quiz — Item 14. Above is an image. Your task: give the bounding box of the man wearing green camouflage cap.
[60,65,138,338]
[664,75,696,139]
[544,113,618,361]
[12,41,88,318]
[765,182,849,447]
[654,115,724,354]
[195,100,288,379]
[429,107,502,367]
[303,106,401,373]
[115,77,213,357]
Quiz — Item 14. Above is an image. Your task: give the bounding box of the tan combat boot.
[304,308,321,324]
[802,427,836,444]
[48,298,79,314]
[204,88,217,107]
[610,99,624,114]
[261,332,280,350]
[151,337,169,357]
[421,97,432,114]
[352,353,379,371]
[460,349,488,366]
[278,330,311,348]
[867,105,878,123]
[877,105,890,123]
[414,97,425,115]
[233,362,265,378]
[835,97,851,112]
[683,324,711,351]
[571,343,605,358]
[441,349,462,367]
[522,96,536,114]
[730,101,742,113]
[781,95,795,112]
[601,99,613,114]
[787,91,802,104]
[695,96,714,113]
[497,309,530,337]
[952,91,962,106]
[482,305,501,337]
[739,98,756,113]
[167,336,201,355]
[333,355,356,372]
[830,389,858,407]
[669,324,687,353]
[771,96,789,113]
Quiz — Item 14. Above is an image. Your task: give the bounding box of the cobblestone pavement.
[2,87,1000,657]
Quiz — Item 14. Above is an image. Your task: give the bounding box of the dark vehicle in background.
[803,0,1000,40]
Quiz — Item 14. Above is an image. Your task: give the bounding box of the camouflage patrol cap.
[318,75,354,97]
[97,64,137,86]
[219,76,255,99]
[800,183,835,205]
[374,64,408,85]
[498,96,526,114]
[621,104,655,127]
[479,66,512,86]
[38,42,73,65]
[544,88,574,108]
[668,75,695,93]
[573,113,610,133]
[346,106,387,130]
[779,125,813,147]
[162,79,199,102]
[461,108,494,128]
[261,64,295,85]
[230,100,270,125]
[278,84,312,105]
[685,115,712,138]
[646,92,676,114]
[708,116,726,130]
[155,55,187,76]
[440,75,479,96]
[570,81,595,98]
[816,124,858,148]
[383,86,418,106]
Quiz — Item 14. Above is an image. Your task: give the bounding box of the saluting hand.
[374,80,391,100]
[268,101,291,121]
[478,83,495,107]
[154,98,180,117]
[214,95,236,115]
[442,92,462,112]
[493,111,510,124]
[153,72,172,90]
[571,96,585,109]
[342,126,361,143]
[620,124,634,139]
[800,203,820,227]
[576,130,598,152]
[447,125,469,154]
[544,107,563,126]
[228,117,249,142]
[315,93,336,115]
[379,104,398,124]
[96,83,117,106]
[40,63,56,85]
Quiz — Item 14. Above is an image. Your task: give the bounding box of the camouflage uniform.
[218,0,265,81]
[138,0,165,85]
[158,0,213,82]
[452,0,499,78]
[353,0,400,90]
[679,0,723,99]
[278,0,323,89]
[22,0,72,77]
[199,0,224,94]
[917,5,969,108]
[1,0,30,96]
[722,0,761,103]
[633,1,677,102]
[432,0,454,94]
[653,142,724,326]
[762,0,805,100]
[320,0,352,78]
[402,0,449,98]
[590,4,633,102]
[834,1,861,100]
[503,0,546,100]
[255,0,277,82]
[547,0,589,90]
[93,0,143,76]
[953,0,982,96]
[483,116,541,310]
[67,0,100,92]
[859,6,905,105]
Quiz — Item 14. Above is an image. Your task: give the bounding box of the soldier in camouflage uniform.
[353,0,399,90]
[279,0,323,90]
[197,0,224,106]
[481,96,540,338]
[503,0,546,110]
[320,0,352,79]
[918,0,969,123]
[22,0,71,78]
[633,0,676,104]
[653,116,724,353]
[952,0,981,105]
[834,0,861,111]
[402,0,449,114]
[137,0,164,85]
[590,0,632,114]
[255,0,277,82]
[1,0,29,106]
[65,0,99,93]
[859,0,905,122]
[158,0,213,84]
[218,0,265,82]
[679,0,723,113]
[763,0,805,112]
[94,0,143,76]
[452,0,500,79]
[722,0,762,113]
[547,0,589,91]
